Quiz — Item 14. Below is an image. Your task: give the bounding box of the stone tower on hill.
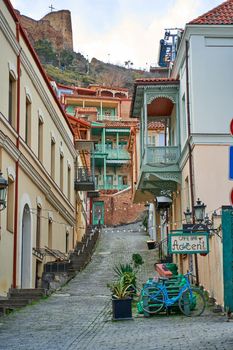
[16,10,73,52]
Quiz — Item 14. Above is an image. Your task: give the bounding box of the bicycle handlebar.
[185,271,196,278]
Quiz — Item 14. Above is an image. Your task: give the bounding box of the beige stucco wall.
[176,144,227,305]
[0,1,86,296]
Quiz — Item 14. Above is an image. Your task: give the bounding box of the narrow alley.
[0,222,232,350]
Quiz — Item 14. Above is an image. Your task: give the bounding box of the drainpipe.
[13,22,21,288]
[185,40,199,285]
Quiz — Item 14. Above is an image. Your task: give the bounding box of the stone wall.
[94,188,145,226]
[16,10,73,52]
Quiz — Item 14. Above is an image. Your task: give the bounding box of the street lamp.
[194,198,206,223]
[0,172,8,211]
[184,207,192,224]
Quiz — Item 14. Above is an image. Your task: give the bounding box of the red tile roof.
[189,0,233,25]
[148,121,165,130]
[104,120,138,128]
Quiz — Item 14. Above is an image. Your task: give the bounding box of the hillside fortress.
[16,9,73,52]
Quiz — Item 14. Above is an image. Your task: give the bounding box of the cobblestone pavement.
[0,222,233,350]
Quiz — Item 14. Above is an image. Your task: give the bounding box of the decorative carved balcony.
[146,146,180,167]
[74,166,95,191]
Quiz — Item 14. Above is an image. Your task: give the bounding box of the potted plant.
[108,277,133,321]
[108,254,144,320]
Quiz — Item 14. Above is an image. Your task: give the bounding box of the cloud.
[11,0,221,68]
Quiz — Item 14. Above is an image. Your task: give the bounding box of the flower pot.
[147,240,155,250]
[112,297,132,320]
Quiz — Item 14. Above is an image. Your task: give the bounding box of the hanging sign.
[168,231,209,254]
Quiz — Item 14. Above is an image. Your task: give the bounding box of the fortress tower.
[16,10,73,52]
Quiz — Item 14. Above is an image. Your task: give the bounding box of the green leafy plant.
[108,277,133,299]
[132,253,144,269]
[113,263,133,277]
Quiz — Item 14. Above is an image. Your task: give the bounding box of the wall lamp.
[0,171,8,211]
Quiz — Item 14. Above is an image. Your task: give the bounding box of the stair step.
[9,288,46,299]
[9,294,43,300]
[0,299,30,306]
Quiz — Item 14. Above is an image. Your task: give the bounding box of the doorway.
[92,201,104,225]
[21,204,31,288]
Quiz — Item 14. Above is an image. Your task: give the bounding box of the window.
[25,98,31,145]
[158,133,165,146]
[185,177,190,209]
[60,154,64,191]
[148,135,156,146]
[8,75,16,127]
[106,142,113,149]
[119,141,127,149]
[182,94,187,141]
[38,117,43,162]
[36,206,41,248]
[95,175,98,186]
[51,139,55,180]
[7,178,14,233]
[118,175,127,187]
[67,166,71,201]
[66,232,69,253]
[48,220,52,249]
[106,175,113,189]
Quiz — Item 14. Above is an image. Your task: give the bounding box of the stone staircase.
[0,288,46,316]
[68,225,100,274]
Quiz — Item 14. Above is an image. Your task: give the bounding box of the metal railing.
[97,115,120,121]
[146,146,180,166]
[94,145,130,160]
[97,184,129,191]
[74,166,95,191]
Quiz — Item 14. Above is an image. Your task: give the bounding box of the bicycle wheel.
[141,285,165,315]
[179,288,206,316]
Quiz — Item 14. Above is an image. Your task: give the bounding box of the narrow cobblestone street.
[0,222,233,350]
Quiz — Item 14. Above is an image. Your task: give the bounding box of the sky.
[11,0,222,69]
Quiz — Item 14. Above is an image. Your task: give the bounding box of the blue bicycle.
[140,272,206,317]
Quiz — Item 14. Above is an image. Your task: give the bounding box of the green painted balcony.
[97,184,129,191]
[146,146,180,167]
[138,145,181,197]
[94,145,130,162]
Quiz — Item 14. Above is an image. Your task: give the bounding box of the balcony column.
[103,158,107,190]
[143,90,148,161]
[175,95,180,149]
[102,128,106,152]
[140,107,143,161]
[100,101,103,121]
[116,132,119,159]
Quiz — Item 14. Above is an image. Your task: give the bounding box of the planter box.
[112,297,132,320]
[147,240,155,250]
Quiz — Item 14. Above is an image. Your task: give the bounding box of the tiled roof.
[189,0,233,25]
[135,78,179,84]
[148,121,165,130]
[104,120,138,128]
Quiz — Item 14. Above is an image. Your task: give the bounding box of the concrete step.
[9,288,46,298]
[0,299,30,306]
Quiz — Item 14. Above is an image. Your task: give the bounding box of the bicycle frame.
[147,272,193,308]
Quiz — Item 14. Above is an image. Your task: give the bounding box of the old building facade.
[131,0,233,306]
[0,1,84,296]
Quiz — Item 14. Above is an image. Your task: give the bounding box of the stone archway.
[21,204,31,288]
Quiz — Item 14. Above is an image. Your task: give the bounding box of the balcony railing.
[146,146,180,166]
[97,184,129,191]
[94,145,130,160]
[97,115,120,121]
[74,166,95,191]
